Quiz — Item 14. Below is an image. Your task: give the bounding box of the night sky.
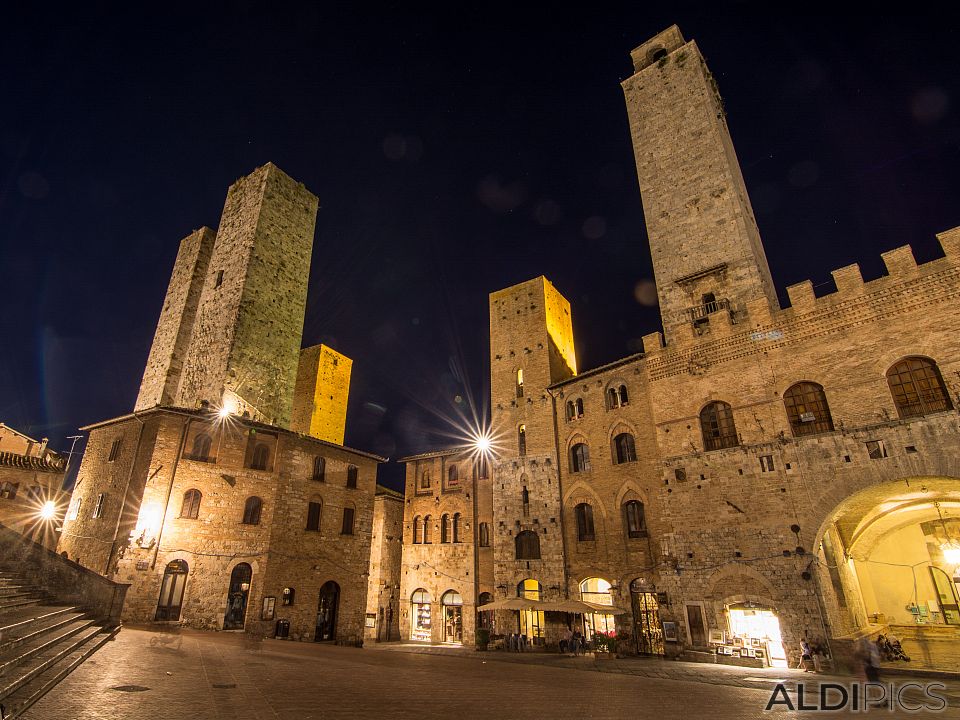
[2,5,958,491]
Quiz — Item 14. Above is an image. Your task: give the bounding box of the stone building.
[58,164,384,645]
[0,423,67,549]
[395,26,960,669]
[364,484,404,642]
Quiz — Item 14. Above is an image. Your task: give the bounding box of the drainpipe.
[104,411,146,576]
[151,418,191,569]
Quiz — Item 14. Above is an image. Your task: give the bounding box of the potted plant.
[593,630,616,659]
[476,627,490,651]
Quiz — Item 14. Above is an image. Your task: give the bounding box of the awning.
[478,597,628,615]
[478,597,542,611]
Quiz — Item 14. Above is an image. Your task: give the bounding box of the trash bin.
[275,619,290,639]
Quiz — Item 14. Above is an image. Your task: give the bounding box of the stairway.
[0,566,119,719]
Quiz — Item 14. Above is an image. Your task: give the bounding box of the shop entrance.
[315,581,339,641]
[223,563,252,630]
[518,578,544,643]
[442,591,463,643]
[630,579,664,656]
[580,577,615,641]
[155,559,188,621]
[411,588,432,642]
[726,603,788,668]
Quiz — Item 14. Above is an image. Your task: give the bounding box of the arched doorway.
[315,581,340,641]
[223,563,252,630]
[726,602,788,668]
[518,578,544,643]
[155,559,188,621]
[579,577,615,641]
[441,590,463,643]
[629,578,664,656]
[410,588,432,642]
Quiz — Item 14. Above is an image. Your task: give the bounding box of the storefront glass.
[411,588,432,642]
[580,577,615,641]
[442,590,463,643]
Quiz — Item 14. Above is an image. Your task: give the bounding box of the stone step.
[0,606,79,638]
[0,609,88,657]
[0,624,105,704]
[0,626,118,719]
[0,618,97,678]
[0,591,40,604]
[0,598,41,614]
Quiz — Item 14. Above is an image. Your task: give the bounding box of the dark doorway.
[686,604,707,647]
[630,580,664,656]
[223,563,252,630]
[155,559,188,621]
[315,581,340,641]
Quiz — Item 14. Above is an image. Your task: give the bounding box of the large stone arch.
[704,563,779,604]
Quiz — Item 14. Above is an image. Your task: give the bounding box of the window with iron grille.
[886,357,953,419]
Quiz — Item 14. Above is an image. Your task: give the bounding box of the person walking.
[856,636,881,682]
[799,638,813,672]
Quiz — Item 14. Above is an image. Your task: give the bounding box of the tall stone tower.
[290,343,353,445]
[175,163,319,426]
[489,276,576,602]
[622,26,778,344]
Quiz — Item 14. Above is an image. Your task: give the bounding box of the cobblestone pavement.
[22,628,960,720]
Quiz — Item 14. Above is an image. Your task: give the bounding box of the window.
[422,515,432,544]
[477,457,489,480]
[108,438,122,462]
[518,578,542,600]
[68,496,81,519]
[420,472,431,490]
[784,382,834,436]
[155,559,188,621]
[92,493,105,519]
[575,503,595,541]
[347,465,358,488]
[479,522,490,547]
[306,501,322,531]
[189,432,213,462]
[518,425,526,456]
[313,457,326,482]
[759,455,775,472]
[570,442,591,472]
[180,489,201,519]
[441,513,451,543]
[453,513,462,543]
[447,464,459,488]
[516,368,524,398]
[215,270,224,288]
[250,443,270,471]
[413,516,422,544]
[341,507,355,535]
[515,530,541,559]
[27,485,42,501]
[700,401,738,451]
[623,500,647,538]
[608,385,629,409]
[866,440,888,459]
[566,400,575,421]
[242,496,262,525]
[522,486,530,516]
[1,482,19,500]
[618,385,629,406]
[887,357,953,419]
[613,433,637,464]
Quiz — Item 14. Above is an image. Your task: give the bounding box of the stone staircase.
[0,566,119,718]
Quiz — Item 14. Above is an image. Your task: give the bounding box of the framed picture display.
[261,596,276,621]
[708,629,725,645]
[662,621,678,643]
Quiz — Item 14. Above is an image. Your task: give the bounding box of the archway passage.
[726,603,788,668]
[315,581,340,641]
[223,563,252,630]
[156,559,188,621]
[816,477,960,670]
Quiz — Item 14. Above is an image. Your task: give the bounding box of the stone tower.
[622,26,778,344]
[135,227,216,411]
[489,276,576,601]
[175,163,319,426]
[290,343,353,445]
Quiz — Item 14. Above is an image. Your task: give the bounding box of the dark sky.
[2,4,958,491]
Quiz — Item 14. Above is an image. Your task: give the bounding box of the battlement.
[782,227,960,314]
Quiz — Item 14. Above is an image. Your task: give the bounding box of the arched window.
[250,443,270,471]
[242,496,262,525]
[479,522,490,547]
[515,530,541,559]
[306,500,322,531]
[618,385,629,406]
[623,500,647,538]
[570,442,591,472]
[887,357,953,418]
[516,368,524,398]
[613,433,637,464]
[190,432,212,462]
[346,465,358,488]
[784,382,834,436]
[453,513,462,543]
[517,579,542,600]
[180,489,201,519]
[413,516,422,544]
[700,401,738,451]
[420,472,431,490]
[566,400,575,421]
[313,456,326,481]
[575,503,595,541]
[441,513,451,543]
[607,387,619,409]
[518,425,526,457]
[447,464,459,487]
[423,515,432,544]
[576,398,584,417]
